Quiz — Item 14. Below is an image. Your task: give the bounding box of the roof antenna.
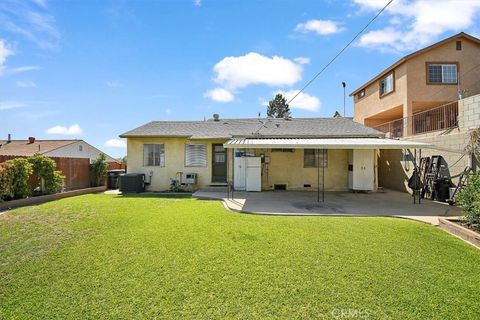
[257,112,261,119]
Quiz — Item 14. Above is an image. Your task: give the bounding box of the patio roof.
[223,138,431,149]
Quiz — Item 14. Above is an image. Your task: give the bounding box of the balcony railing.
[373,101,458,138]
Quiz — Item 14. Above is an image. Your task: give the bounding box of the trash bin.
[107,169,125,189]
[434,178,451,202]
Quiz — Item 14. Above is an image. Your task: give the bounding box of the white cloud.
[0,101,27,110]
[16,80,36,88]
[295,19,345,35]
[106,81,123,88]
[46,124,83,135]
[276,90,321,112]
[0,39,13,66]
[354,0,480,52]
[165,108,172,114]
[212,52,304,90]
[294,57,310,65]
[105,138,126,148]
[204,87,235,103]
[193,0,201,6]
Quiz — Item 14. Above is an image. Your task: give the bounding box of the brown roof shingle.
[0,140,79,156]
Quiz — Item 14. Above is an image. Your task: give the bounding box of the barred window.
[427,63,457,84]
[304,149,328,168]
[143,144,165,166]
[185,143,207,167]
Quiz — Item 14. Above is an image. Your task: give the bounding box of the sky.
[1,0,480,158]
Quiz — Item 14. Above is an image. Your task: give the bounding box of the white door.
[246,157,261,192]
[234,157,246,190]
[352,149,374,191]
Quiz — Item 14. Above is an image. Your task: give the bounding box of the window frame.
[143,143,165,167]
[184,143,207,167]
[426,62,459,85]
[379,71,395,98]
[356,89,366,100]
[303,149,328,168]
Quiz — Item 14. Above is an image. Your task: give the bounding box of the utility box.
[184,173,197,184]
[119,173,145,193]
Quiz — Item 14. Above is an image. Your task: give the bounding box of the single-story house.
[0,136,119,164]
[120,115,429,192]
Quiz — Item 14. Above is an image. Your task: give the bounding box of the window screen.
[143,144,165,166]
[304,149,328,168]
[185,143,207,167]
[379,73,394,96]
[428,64,457,83]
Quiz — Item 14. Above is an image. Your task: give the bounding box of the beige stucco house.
[120,116,427,193]
[351,32,480,136]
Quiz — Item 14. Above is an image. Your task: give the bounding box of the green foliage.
[456,171,480,228]
[0,163,15,201]
[119,156,127,165]
[90,153,108,187]
[28,154,64,194]
[267,93,291,118]
[0,158,33,200]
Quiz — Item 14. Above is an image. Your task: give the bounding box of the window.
[357,89,365,100]
[271,148,294,153]
[379,73,394,96]
[78,145,83,152]
[143,144,165,166]
[456,41,462,51]
[427,63,457,84]
[304,149,328,168]
[185,143,207,167]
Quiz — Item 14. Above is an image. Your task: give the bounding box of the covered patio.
[192,188,461,225]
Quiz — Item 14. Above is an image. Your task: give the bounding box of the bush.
[91,153,108,187]
[28,154,64,194]
[0,158,33,200]
[456,172,480,229]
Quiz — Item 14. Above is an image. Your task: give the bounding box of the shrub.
[0,158,33,200]
[0,163,15,201]
[28,154,65,194]
[91,153,108,187]
[456,172,480,229]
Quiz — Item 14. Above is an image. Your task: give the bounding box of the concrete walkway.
[192,189,461,225]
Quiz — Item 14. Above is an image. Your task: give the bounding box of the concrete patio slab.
[192,189,461,225]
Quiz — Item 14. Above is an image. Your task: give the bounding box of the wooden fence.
[0,156,91,191]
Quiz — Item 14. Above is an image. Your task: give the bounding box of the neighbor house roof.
[350,32,480,96]
[120,117,384,139]
[0,140,79,156]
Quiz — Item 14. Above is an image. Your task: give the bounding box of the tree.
[28,154,64,194]
[91,153,108,187]
[267,94,291,118]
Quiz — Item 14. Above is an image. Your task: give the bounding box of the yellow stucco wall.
[127,137,228,191]
[255,148,349,191]
[353,36,480,125]
[127,137,350,191]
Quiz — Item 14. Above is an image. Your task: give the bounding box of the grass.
[1,194,480,319]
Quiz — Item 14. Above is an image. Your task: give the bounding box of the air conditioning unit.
[184,173,197,184]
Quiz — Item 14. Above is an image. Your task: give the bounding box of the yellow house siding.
[258,149,349,191]
[127,137,228,191]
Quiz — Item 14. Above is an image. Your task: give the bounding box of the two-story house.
[352,32,480,138]
[351,32,480,192]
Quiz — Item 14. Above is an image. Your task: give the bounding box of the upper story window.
[78,145,83,152]
[143,144,165,166]
[379,72,394,97]
[456,41,462,51]
[357,89,365,100]
[304,149,328,168]
[427,63,458,84]
[185,143,207,167]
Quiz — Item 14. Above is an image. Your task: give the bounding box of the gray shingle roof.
[119,117,383,139]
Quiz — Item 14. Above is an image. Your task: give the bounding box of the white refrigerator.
[234,157,261,192]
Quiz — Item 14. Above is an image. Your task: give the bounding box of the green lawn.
[1,195,480,319]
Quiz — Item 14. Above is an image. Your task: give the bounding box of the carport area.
[192,188,461,225]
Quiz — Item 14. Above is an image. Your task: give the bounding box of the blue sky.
[1,0,480,158]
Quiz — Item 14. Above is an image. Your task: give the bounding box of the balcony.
[373,101,458,138]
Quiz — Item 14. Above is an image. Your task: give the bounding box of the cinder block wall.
[378,94,480,192]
